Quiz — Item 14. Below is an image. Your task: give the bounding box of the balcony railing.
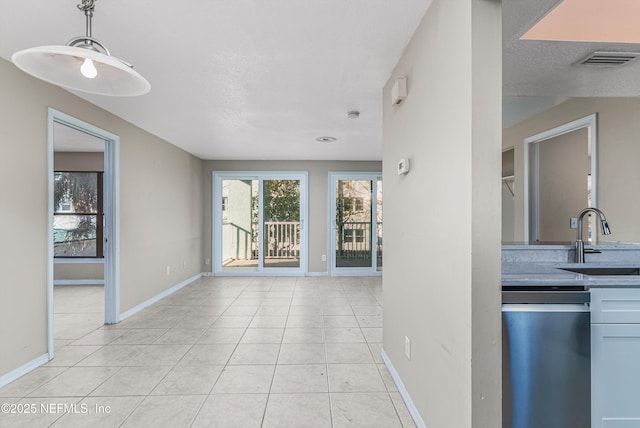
[264,221,300,259]
[223,220,382,268]
[336,221,383,262]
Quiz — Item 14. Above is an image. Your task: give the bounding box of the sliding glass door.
[213,172,307,276]
[220,179,258,270]
[263,179,301,269]
[329,172,382,275]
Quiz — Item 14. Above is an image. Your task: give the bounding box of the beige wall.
[54,263,104,281]
[119,129,203,311]
[54,152,105,282]
[502,149,515,242]
[538,128,589,243]
[382,0,502,426]
[0,57,203,377]
[504,97,640,243]
[0,60,49,376]
[54,152,104,171]
[502,183,515,242]
[202,160,382,273]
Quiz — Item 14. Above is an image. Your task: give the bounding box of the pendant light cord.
[77,0,96,13]
[78,0,96,39]
[66,0,115,59]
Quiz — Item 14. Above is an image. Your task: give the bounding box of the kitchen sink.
[560,266,640,276]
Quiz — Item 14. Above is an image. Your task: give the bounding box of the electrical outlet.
[166,266,171,276]
[322,254,327,262]
[570,217,578,229]
[404,336,411,360]
[205,258,210,265]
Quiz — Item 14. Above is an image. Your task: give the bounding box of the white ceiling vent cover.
[575,52,640,68]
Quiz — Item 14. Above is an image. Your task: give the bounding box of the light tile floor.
[0,277,416,428]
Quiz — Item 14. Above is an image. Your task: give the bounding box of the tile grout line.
[259,277,296,427]
[6,276,387,427]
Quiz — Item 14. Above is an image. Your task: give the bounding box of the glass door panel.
[329,173,382,275]
[221,179,258,271]
[263,179,301,269]
[336,180,373,268]
[214,172,307,276]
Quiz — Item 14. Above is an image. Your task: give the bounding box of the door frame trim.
[523,113,597,243]
[47,109,120,359]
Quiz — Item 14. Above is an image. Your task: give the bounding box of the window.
[222,196,229,220]
[344,229,354,242]
[338,197,365,213]
[343,228,365,243]
[353,198,364,211]
[53,172,103,258]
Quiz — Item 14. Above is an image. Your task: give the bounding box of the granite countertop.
[502,262,640,289]
[502,244,640,289]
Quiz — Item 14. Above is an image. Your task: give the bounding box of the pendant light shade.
[11,0,150,97]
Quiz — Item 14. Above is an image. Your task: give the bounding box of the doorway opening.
[524,113,597,244]
[47,109,120,359]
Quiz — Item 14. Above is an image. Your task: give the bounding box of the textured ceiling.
[0,0,432,160]
[2,1,637,156]
[503,0,640,127]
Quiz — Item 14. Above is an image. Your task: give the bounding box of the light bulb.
[80,58,97,79]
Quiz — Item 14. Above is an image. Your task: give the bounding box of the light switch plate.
[391,77,407,106]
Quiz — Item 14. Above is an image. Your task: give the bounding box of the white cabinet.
[591,288,640,324]
[591,289,640,427]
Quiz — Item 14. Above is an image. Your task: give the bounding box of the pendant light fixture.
[11,0,150,96]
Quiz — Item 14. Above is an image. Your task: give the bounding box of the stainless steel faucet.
[574,207,611,263]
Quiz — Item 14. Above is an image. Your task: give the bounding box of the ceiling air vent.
[576,51,640,68]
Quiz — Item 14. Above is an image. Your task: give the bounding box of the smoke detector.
[316,136,337,143]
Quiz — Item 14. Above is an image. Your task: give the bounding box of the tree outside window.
[53,172,103,258]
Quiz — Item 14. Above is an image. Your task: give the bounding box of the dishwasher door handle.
[502,303,590,312]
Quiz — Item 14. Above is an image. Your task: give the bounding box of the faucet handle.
[584,248,602,254]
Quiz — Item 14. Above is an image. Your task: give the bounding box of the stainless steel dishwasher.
[502,286,591,428]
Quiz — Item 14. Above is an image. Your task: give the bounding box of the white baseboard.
[307,272,383,277]
[54,279,105,286]
[329,271,383,277]
[306,272,329,277]
[0,353,50,389]
[213,271,303,277]
[53,258,104,264]
[381,348,426,428]
[200,271,331,278]
[119,273,203,321]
